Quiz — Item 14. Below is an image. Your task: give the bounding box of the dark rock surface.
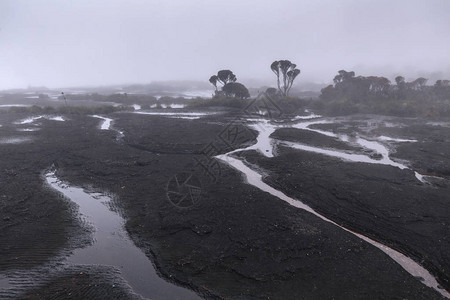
[241,138,450,293]
[0,111,447,299]
[21,266,142,300]
[271,127,363,151]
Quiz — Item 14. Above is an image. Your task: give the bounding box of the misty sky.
[1,0,449,90]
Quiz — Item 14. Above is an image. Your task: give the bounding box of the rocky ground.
[21,266,142,300]
[260,115,450,291]
[0,109,448,299]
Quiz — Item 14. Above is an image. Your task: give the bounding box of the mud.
[271,127,365,152]
[21,266,142,300]
[0,110,448,299]
[241,115,450,293]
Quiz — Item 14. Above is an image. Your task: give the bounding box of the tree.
[222,82,250,99]
[209,70,248,99]
[434,79,450,88]
[209,70,237,95]
[320,85,335,101]
[330,70,357,100]
[395,76,406,99]
[410,77,428,91]
[395,76,405,86]
[367,76,391,95]
[435,79,450,88]
[270,60,301,97]
[434,79,450,98]
[333,70,355,84]
[319,70,450,115]
[217,70,237,85]
[61,92,68,105]
[320,70,393,102]
[209,75,219,91]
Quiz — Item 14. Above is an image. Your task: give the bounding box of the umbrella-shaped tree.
[270,60,301,97]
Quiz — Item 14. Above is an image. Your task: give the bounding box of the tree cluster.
[208,60,301,100]
[320,70,450,103]
[209,70,250,99]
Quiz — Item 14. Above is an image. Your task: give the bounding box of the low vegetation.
[4,64,450,118]
[188,96,251,109]
[312,70,450,117]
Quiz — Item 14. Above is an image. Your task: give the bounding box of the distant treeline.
[315,70,450,117]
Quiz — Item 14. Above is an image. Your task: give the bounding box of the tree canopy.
[222,82,250,99]
[208,70,249,99]
[320,70,450,103]
[270,60,301,97]
[217,70,237,85]
[209,75,219,91]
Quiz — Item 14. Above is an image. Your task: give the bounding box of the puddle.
[147,103,188,109]
[45,171,200,300]
[169,104,186,109]
[14,115,65,125]
[426,122,450,127]
[0,137,33,144]
[16,128,40,132]
[181,90,213,99]
[48,116,65,121]
[91,115,113,130]
[15,116,44,125]
[135,112,209,116]
[171,116,201,120]
[134,111,211,119]
[216,115,449,298]
[0,104,31,108]
[292,113,322,120]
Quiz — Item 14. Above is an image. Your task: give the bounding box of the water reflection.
[45,171,200,300]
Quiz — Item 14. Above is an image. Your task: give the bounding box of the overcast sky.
[1,0,449,90]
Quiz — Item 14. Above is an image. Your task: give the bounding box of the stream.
[245,117,427,182]
[91,115,113,130]
[134,111,213,120]
[1,116,200,299]
[44,171,201,300]
[90,112,447,296]
[217,115,449,298]
[2,113,446,298]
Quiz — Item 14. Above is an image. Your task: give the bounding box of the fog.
[1,0,449,90]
